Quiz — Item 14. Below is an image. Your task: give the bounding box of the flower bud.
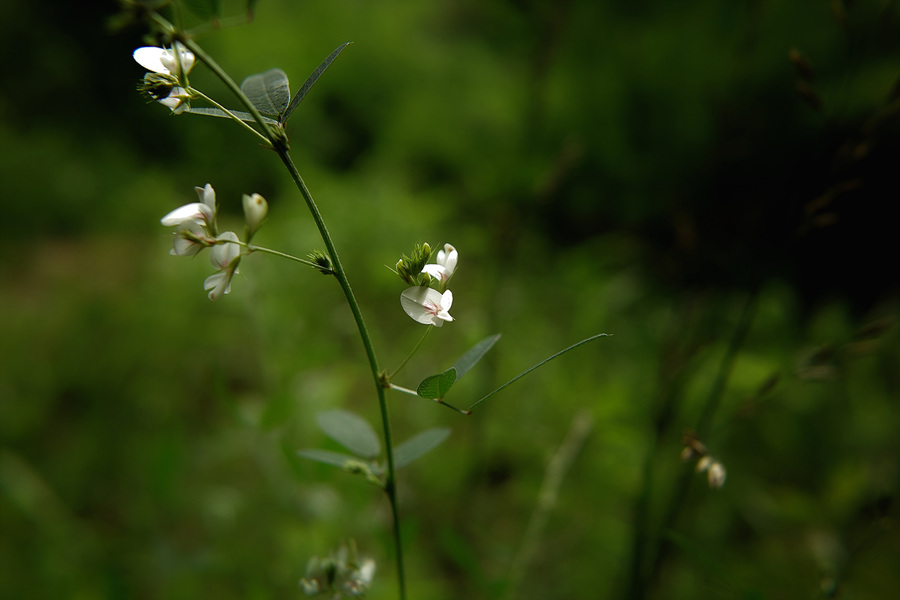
[242,193,268,235]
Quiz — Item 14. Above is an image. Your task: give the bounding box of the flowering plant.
[124,2,608,597]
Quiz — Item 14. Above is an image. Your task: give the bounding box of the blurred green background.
[1,0,898,598]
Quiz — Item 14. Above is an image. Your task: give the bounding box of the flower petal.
[133,47,169,73]
[203,270,233,301]
[400,287,453,326]
[210,231,241,270]
[195,184,216,212]
[160,202,210,227]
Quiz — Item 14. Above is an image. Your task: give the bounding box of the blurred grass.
[1,0,898,598]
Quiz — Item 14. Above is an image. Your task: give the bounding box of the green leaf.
[393,428,451,468]
[246,0,260,16]
[416,368,457,400]
[186,106,279,125]
[282,42,351,124]
[316,410,381,458]
[296,448,358,468]
[453,333,501,379]
[466,333,611,412]
[240,68,290,118]
[183,0,220,19]
[414,334,500,401]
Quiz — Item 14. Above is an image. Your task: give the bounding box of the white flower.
[161,184,219,256]
[160,184,217,227]
[242,193,268,235]
[158,86,192,115]
[133,44,195,77]
[707,461,727,489]
[170,221,210,256]
[401,287,454,326]
[422,243,457,287]
[204,232,241,300]
[341,557,376,597]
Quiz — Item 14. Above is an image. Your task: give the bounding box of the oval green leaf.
[393,428,451,468]
[240,68,290,118]
[316,410,381,458]
[416,368,457,400]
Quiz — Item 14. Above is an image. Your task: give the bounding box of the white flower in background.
[133,44,195,77]
[707,461,727,489]
[696,455,727,489]
[422,243,457,287]
[341,557,376,597]
[401,287,454,327]
[204,232,241,300]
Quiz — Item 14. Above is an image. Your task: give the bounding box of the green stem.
[162,21,408,598]
[188,87,271,145]
[390,327,432,378]
[277,149,406,600]
[224,239,322,269]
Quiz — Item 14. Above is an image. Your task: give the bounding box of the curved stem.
[224,239,322,269]
[390,327,431,379]
[277,150,406,600]
[153,19,407,597]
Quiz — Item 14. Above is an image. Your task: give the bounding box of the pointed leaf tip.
[453,333,501,379]
[316,409,381,458]
[282,42,352,124]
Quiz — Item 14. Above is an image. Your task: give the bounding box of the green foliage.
[316,410,380,459]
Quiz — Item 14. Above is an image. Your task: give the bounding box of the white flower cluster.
[300,542,376,598]
[400,243,458,327]
[681,435,727,490]
[133,44,195,114]
[160,184,268,300]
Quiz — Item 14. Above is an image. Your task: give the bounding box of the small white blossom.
[204,232,241,300]
[170,221,211,256]
[707,461,727,489]
[161,184,218,256]
[401,287,454,327]
[133,44,195,77]
[158,86,192,115]
[160,202,212,228]
[242,193,268,235]
[341,557,376,597]
[422,243,457,287]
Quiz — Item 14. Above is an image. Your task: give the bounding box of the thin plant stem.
[161,22,408,598]
[222,239,322,269]
[390,327,432,378]
[188,87,271,145]
[277,149,406,600]
[388,384,471,415]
